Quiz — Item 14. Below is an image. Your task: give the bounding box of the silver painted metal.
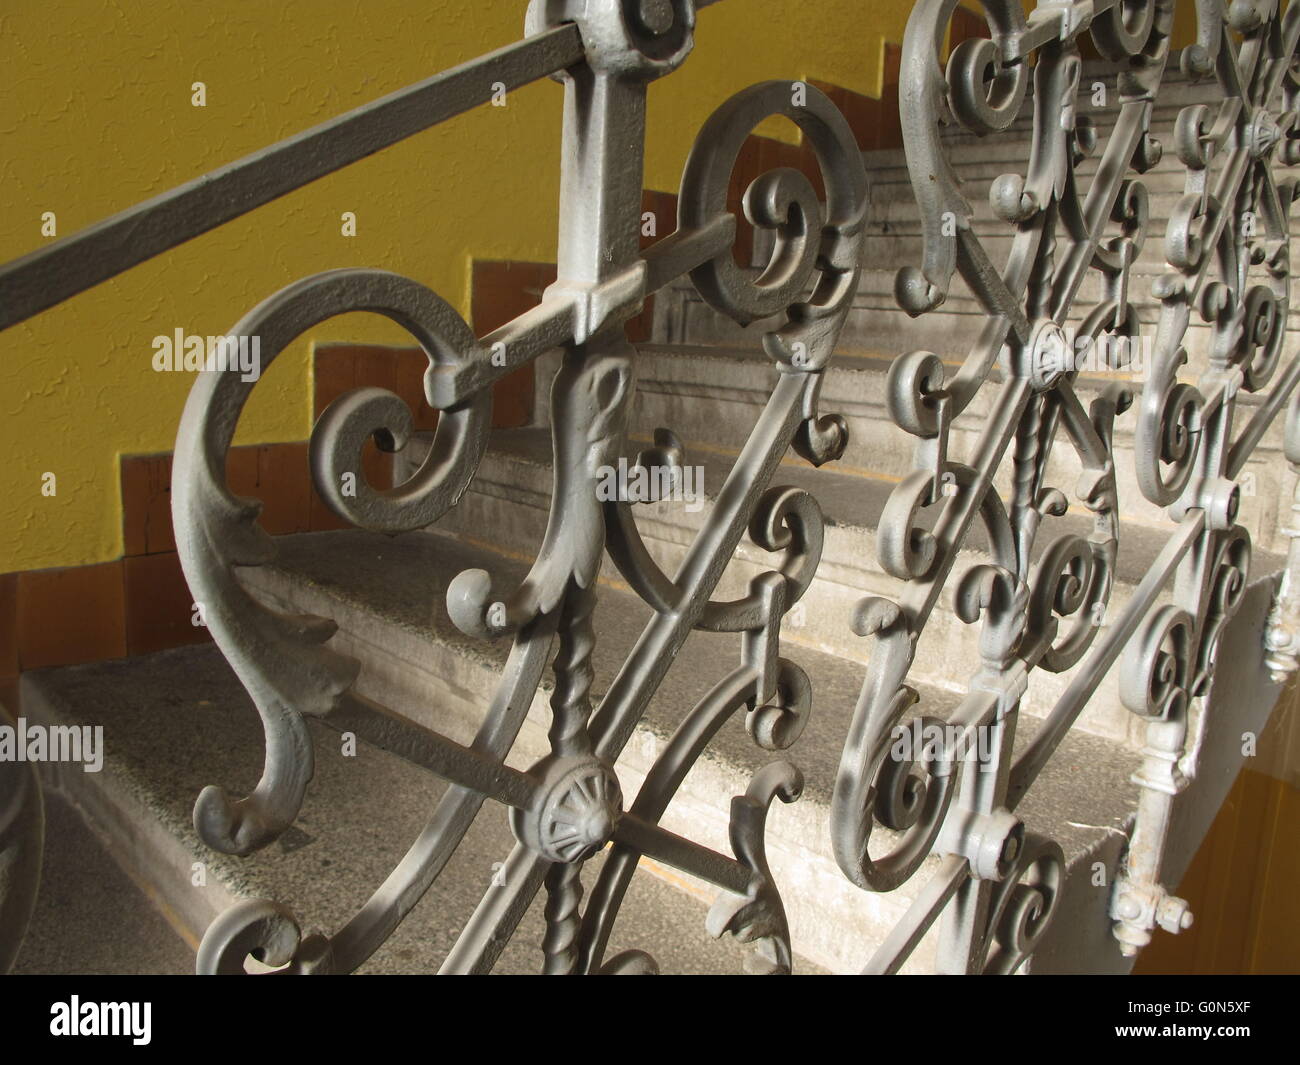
[0,25,586,334]
[171,0,863,975]
[849,0,1300,973]
[1,0,1297,974]
[1106,0,1300,954]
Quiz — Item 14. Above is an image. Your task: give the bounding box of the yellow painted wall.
[0,0,913,574]
[0,0,1202,574]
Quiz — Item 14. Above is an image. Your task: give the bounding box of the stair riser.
[870,142,1223,193]
[845,267,1297,310]
[644,367,1286,550]
[863,84,1228,165]
[932,105,1243,149]
[591,339,1292,554]
[398,439,1159,744]
[661,263,1299,376]
[928,88,1239,144]
[451,483,1151,740]
[836,308,1300,394]
[872,143,1211,181]
[857,226,1274,277]
[866,169,1192,210]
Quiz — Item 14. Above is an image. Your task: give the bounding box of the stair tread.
[22,644,782,975]
[505,357,1288,583]
[634,340,1296,413]
[248,527,1141,866]
[861,73,1225,169]
[11,792,194,975]
[19,522,1147,972]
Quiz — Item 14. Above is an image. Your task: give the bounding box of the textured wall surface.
[0,0,919,574]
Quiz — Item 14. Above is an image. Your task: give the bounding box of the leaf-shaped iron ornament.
[173,269,492,857]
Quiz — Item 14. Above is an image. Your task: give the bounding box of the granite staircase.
[10,61,1292,975]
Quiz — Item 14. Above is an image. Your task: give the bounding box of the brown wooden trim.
[124,551,211,657]
[120,453,176,556]
[3,345,416,670]
[0,572,17,679]
[0,569,18,714]
[878,42,903,151]
[0,676,19,716]
[314,342,438,437]
[948,5,990,52]
[16,561,127,671]
[809,79,886,152]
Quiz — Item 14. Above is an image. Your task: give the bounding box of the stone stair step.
[730,71,1283,393]
[396,422,1291,741]
[9,791,194,975]
[657,259,1300,413]
[20,645,785,975]
[867,165,1189,201]
[858,219,1235,274]
[832,274,1300,369]
[870,136,1204,187]
[558,341,1291,558]
[873,95,1227,175]
[207,527,1146,971]
[930,67,1231,145]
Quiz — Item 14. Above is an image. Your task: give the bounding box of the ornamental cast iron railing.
[2,0,1299,974]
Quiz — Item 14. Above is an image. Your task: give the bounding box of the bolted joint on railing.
[526,0,697,80]
[1111,877,1194,957]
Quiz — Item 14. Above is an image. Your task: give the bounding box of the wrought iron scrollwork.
[5,0,1297,976]
[1110,0,1300,956]
[834,0,1300,974]
[174,269,493,858]
[171,0,866,975]
[172,0,1300,975]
